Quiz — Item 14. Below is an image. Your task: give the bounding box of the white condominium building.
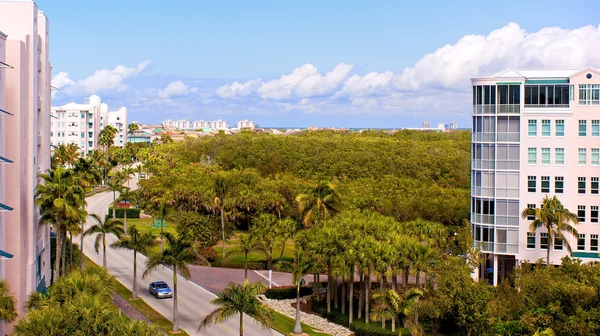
[162,118,231,130]
[237,119,257,129]
[470,68,600,285]
[105,107,128,147]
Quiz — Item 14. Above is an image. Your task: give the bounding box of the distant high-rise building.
[450,121,458,129]
[236,119,257,130]
[422,121,430,128]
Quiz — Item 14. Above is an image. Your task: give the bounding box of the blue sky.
[42,0,600,128]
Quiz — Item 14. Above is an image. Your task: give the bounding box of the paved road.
[81,176,281,336]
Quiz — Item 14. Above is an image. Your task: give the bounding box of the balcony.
[472,132,495,142]
[495,244,518,254]
[472,159,495,170]
[496,216,519,226]
[472,105,496,115]
[496,160,520,170]
[476,241,494,252]
[497,104,520,114]
[471,186,494,197]
[524,104,570,109]
[495,188,519,199]
[496,132,520,142]
[471,213,494,225]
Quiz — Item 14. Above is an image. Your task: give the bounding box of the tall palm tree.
[371,288,423,332]
[521,195,579,265]
[295,180,341,228]
[128,123,139,136]
[211,173,229,261]
[119,187,134,234]
[73,157,101,188]
[144,232,208,333]
[106,176,123,219]
[149,199,173,252]
[35,166,85,282]
[199,281,273,336]
[236,233,259,280]
[110,226,156,299]
[84,214,124,269]
[0,279,17,324]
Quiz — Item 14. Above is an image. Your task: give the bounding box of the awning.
[0,108,13,116]
[0,156,13,164]
[0,249,13,259]
[0,61,13,69]
[0,203,13,212]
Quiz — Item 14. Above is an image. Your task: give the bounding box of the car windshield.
[155,283,168,289]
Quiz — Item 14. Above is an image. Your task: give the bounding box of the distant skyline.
[41,0,600,128]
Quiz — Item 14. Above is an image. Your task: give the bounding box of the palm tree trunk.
[278,243,286,263]
[132,250,138,299]
[112,191,116,219]
[358,272,363,320]
[416,269,420,289]
[267,247,273,270]
[404,268,409,290]
[341,277,346,314]
[239,312,244,336]
[221,208,226,261]
[80,223,84,272]
[365,270,370,324]
[69,232,74,272]
[547,229,552,266]
[349,265,354,325]
[61,231,67,276]
[380,276,385,329]
[334,276,338,310]
[293,283,302,334]
[244,253,248,280]
[103,234,107,268]
[173,265,179,333]
[391,272,396,332]
[327,261,332,313]
[124,206,128,235]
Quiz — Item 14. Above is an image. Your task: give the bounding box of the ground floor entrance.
[477,253,517,285]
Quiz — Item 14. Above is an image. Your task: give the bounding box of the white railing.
[495,188,519,199]
[477,242,494,252]
[472,213,494,224]
[524,104,570,109]
[472,160,495,170]
[472,132,496,142]
[496,244,519,254]
[471,187,495,197]
[497,132,520,142]
[496,216,519,226]
[473,105,496,114]
[497,104,520,114]
[496,160,520,170]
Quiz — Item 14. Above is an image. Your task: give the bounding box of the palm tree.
[0,279,17,324]
[211,173,229,261]
[84,214,124,269]
[521,195,579,265]
[235,233,259,280]
[110,226,156,299]
[199,281,273,336]
[106,176,123,219]
[143,232,208,333]
[149,199,173,252]
[295,180,341,228]
[119,187,133,234]
[35,166,85,282]
[128,123,139,136]
[371,288,423,333]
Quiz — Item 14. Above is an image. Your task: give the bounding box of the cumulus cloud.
[52,60,151,95]
[216,63,354,100]
[158,80,199,98]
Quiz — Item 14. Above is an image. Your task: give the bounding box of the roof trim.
[569,67,600,79]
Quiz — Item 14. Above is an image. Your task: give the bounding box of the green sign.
[152,219,166,229]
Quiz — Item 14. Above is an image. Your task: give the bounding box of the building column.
[493,254,498,286]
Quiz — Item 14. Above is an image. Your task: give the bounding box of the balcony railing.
[476,241,494,252]
[497,104,520,114]
[472,159,495,170]
[471,213,494,225]
[471,186,495,197]
[472,105,496,115]
[496,216,519,226]
[524,104,570,109]
[472,132,495,142]
[497,132,520,142]
[495,243,518,254]
[495,188,519,199]
[496,160,520,170]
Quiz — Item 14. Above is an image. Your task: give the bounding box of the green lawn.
[270,310,330,336]
[127,218,178,236]
[213,232,296,268]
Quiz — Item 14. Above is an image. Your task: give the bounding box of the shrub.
[198,247,217,263]
[350,320,402,336]
[107,207,141,218]
[265,286,313,300]
[492,321,530,335]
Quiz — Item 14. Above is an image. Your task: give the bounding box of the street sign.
[118,200,131,209]
[152,219,166,229]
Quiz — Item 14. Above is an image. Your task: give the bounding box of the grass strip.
[270,309,330,336]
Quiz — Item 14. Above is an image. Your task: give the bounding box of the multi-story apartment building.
[51,94,103,155]
[105,107,128,147]
[211,119,228,130]
[0,1,52,333]
[162,118,230,130]
[236,119,257,129]
[471,68,600,285]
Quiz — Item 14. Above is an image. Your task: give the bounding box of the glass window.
[592,177,599,194]
[542,120,551,136]
[593,120,600,137]
[528,120,537,136]
[526,204,536,220]
[579,148,587,165]
[591,234,599,252]
[578,177,586,194]
[498,85,508,104]
[592,206,599,224]
[555,177,564,193]
[509,85,520,104]
[528,176,536,193]
[525,85,539,105]
[578,234,586,251]
[579,120,587,136]
[555,120,564,136]
[593,149,599,166]
[579,84,600,105]
[528,148,537,164]
[527,232,536,249]
[541,148,550,164]
[541,176,550,193]
[541,233,548,250]
[554,237,563,251]
[578,205,586,222]
[555,148,564,165]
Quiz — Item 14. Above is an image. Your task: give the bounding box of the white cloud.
[217,63,354,100]
[158,80,199,98]
[52,60,151,95]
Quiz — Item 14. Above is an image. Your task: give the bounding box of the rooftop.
[477,67,600,80]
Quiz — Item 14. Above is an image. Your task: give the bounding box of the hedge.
[350,320,403,336]
[107,207,141,218]
[265,286,313,300]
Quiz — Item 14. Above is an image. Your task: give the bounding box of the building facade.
[105,107,127,147]
[0,1,52,333]
[236,119,257,129]
[471,68,600,285]
[51,95,103,155]
[162,118,231,130]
